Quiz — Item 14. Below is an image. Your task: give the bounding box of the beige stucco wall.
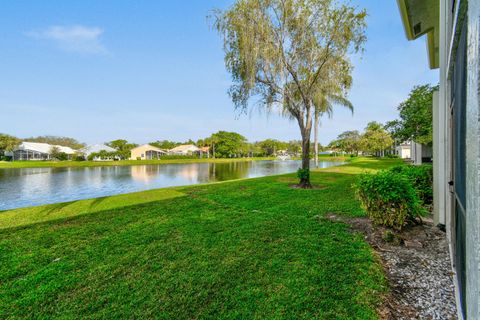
[130,145,164,160]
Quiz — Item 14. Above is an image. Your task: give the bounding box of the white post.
[433,90,445,226]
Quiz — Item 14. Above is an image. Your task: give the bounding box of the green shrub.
[297,168,310,181]
[73,154,86,161]
[353,170,427,230]
[385,154,399,158]
[159,154,203,160]
[389,165,433,204]
[53,152,69,161]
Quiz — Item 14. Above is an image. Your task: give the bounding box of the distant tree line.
[24,135,85,150]
[328,122,394,156]
[5,129,400,162]
[148,133,303,159]
[0,131,310,161]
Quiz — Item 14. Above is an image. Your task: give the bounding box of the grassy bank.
[0,155,347,169]
[0,158,401,319]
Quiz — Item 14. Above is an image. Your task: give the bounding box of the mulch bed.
[324,214,458,320]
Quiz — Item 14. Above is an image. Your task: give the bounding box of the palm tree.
[312,93,353,167]
[278,71,354,169]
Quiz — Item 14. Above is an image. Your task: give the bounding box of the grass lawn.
[0,157,401,319]
[0,155,348,169]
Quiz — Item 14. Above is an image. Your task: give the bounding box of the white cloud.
[27,25,108,55]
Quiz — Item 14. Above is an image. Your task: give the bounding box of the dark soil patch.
[324,214,457,320]
[289,184,326,190]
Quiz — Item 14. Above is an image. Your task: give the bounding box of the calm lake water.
[0,160,345,210]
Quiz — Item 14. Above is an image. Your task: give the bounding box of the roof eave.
[427,31,439,69]
[396,0,439,69]
[397,0,415,40]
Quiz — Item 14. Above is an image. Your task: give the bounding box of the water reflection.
[0,160,344,210]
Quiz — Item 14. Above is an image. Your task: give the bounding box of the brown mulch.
[324,214,458,320]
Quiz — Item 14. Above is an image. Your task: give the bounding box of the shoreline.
[0,156,349,169]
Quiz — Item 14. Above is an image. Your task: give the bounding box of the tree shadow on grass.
[0,189,186,231]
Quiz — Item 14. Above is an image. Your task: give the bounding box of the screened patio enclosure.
[13,149,51,161]
[145,150,163,160]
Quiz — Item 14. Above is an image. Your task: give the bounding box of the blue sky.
[0,1,438,145]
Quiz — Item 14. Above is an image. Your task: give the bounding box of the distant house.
[198,146,210,157]
[80,144,118,161]
[168,144,200,156]
[8,142,77,161]
[130,144,167,160]
[319,150,334,155]
[395,141,412,159]
[410,142,433,165]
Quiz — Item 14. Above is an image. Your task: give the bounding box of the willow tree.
[213,0,366,187]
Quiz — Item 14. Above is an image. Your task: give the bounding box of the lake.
[0,160,345,210]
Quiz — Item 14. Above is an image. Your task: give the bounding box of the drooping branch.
[212,0,367,186]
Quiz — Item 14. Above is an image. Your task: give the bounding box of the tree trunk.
[299,128,312,188]
[314,110,319,168]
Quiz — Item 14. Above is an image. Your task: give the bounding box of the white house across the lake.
[80,144,118,161]
[168,144,200,155]
[7,142,77,161]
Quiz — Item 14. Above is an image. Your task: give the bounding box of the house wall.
[421,144,433,160]
[130,145,163,160]
[400,147,411,159]
[402,0,478,317]
[411,142,423,164]
[441,0,466,317]
[440,0,454,264]
[465,0,480,317]
[438,0,480,317]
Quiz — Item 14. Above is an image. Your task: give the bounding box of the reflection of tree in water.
[208,161,251,182]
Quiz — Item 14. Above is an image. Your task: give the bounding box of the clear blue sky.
[0,1,438,145]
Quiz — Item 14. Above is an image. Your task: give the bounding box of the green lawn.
[0,155,347,169]
[0,157,401,319]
